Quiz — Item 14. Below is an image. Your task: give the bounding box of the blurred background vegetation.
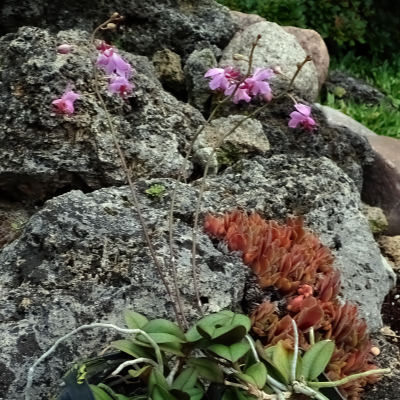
[217,0,400,138]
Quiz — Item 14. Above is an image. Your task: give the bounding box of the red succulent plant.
[204,211,381,399]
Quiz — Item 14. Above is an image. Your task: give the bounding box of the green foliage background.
[218,0,400,138]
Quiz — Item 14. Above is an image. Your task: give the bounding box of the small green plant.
[145,184,166,199]
[49,311,389,400]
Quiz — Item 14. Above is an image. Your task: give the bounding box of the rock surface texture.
[317,104,400,234]
[0,27,203,201]
[220,21,319,101]
[0,0,236,59]
[283,26,330,89]
[0,2,396,399]
[0,182,248,399]
[201,155,395,331]
[325,70,387,105]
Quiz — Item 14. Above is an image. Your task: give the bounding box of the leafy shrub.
[218,0,400,58]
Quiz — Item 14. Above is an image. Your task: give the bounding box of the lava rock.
[200,154,395,331]
[0,27,204,201]
[325,70,387,105]
[0,0,236,60]
[0,181,247,399]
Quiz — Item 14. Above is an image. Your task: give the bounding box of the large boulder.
[0,0,235,59]
[248,98,375,191]
[0,181,248,399]
[219,21,319,101]
[325,70,387,105]
[283,26,330,89]
[316,104,400,234]
[0,27,203,201]
[200,155,395,331]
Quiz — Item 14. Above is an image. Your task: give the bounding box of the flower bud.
[106,23,117,30]
[233,53,248,61]
[111,12,120,18]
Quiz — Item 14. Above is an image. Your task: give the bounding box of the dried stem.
[288,55,312,91]
[190,101,270,310]
[91,17,184,328]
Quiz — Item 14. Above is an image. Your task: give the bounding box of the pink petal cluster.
[96,41,135,98]
[52,87,80,114]
[204,66,274,104]
[288,104,316,132]
[108,75,135,97]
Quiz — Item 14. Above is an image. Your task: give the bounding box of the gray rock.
[200,155,394,330]
[0,27,204,200]
[315,104,400,235]
[362,204,389,235]
[152,48,185,97]
[220,21,319,101]
[253,98,375,191]
[193,115,269,173]
[0,182,247,399]
[0,0,235,59]
[185,47,217,112]
[315,103,377,137]
[325,70,386,105]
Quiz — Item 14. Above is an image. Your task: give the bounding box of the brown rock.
[230,10,265,32]
[379,235,400,270]
[363,135,400,235]
[283,26,330,89]
[152,48,185,94]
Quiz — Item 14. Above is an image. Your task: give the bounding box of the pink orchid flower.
[245,68,274,101]
[204,66,241,92]
[52,87,80,114]
[288,104,316,131]
[108,75,135,98]
[96,48,133,78]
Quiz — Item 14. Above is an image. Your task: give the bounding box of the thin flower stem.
[25,323,163,400]
[168,35,262,315]
[90,18,185,328]
[190,101,269,306]
[308,368,391,388]
[246,34,262,77]
[290,319,299,383]
[167,95,233,316]
[288,55,312,91]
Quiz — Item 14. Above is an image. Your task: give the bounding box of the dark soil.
[364,259,400,400]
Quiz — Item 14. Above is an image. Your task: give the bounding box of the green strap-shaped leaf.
[124,310,148,329]
[139,332,186,344]
[111,339,153,359]
[143,319,186,341]
[244,362,268,389]
[89,386,114,400]
[187,357,224,383]
[207,341,250,362]
[149,369,170,394]
[152,385,178,400]
[301,340,335,380]
[172,367,198,391]
[272,341,292,384]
